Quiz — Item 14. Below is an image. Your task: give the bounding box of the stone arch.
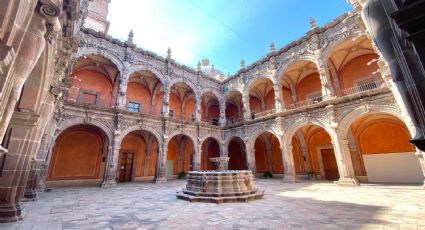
[166,130,197,148]
[277,54,318,82]
[201,88,220,100]
[117,125,163,147]
[246,75,275,93]
[320,33,365,63]
[284,118,336,146]
[199,134,221,147]
[200,137,221,170]
[224,134,246,150]
[127,65,166,86]
[168,79,198,98]
[54,118,114,145]
[337,105,409,139]
[75,47,124,73]
[248,128,282,150]
[224,89,244,100]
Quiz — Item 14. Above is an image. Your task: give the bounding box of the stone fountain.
[176,156,264,203]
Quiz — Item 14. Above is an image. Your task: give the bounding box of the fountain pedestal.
[176,157,264,203]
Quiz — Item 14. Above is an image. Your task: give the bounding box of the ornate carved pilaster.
[154,139,167,183]
[219,98,226,126]
[316,57,334,100]
[161,83,170,117]
[116,67,130,109]
[195,94,201,122]
[242,92,251,120]
[281,142,298,183]
[273,82,284,113]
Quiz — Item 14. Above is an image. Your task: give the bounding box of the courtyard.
[1,179,424,230]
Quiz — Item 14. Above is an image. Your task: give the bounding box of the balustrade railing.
[340,79,385,96]
[253,108,276,119]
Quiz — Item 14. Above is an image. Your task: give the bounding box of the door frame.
[118,150,136,182]
[315,145,337,180]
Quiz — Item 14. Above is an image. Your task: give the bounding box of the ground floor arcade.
[43,109,425,187]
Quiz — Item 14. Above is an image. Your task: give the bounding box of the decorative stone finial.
[240,59,245,69]
[166,47,171,59]
[270,41,275,52]
[309,17,317,30]
[201,58,209,66]
[127,30,134,43]
[197,61,201,71]
[211,64,216,75]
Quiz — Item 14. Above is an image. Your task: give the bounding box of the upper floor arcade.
[64,10,392,129]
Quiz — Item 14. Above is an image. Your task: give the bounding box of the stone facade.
[0,0,424,223]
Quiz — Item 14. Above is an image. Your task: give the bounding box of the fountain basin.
[176,170,264,203]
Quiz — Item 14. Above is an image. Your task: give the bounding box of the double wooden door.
[119,152,134,182]
[321,149,340,180]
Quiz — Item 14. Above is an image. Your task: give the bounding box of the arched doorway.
[118,130,159,182]
[225,91,244,124]
[200,92,220,125]
[169,82,196,120]
[289,124,340,181]
[166,134,194,179]
[253,132,284,176]
[201,137,220,170]
[228,137,247,170]
[47,125,108,186]
[347,113,421,183]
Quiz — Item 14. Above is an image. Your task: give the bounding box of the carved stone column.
[154,139,167,183]
[116,67,130,109]
[220,143,229,170]
[246,141,256,172]
[242,92,251,121]
[273,82,284,112]
[161,84,170,117]
[281,142,298,183]
[415,151,425,186]
[192,140,201,171]
[101,142,119,187]
[301,147,311,173]
[332,133,359,186]
[219,98,226,126]
[316,57,334,100]
[195,94,201,122]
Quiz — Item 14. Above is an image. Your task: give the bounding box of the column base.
[101,179,117,188]
[0,145,8,155]
[23,189,37,201]
[281,175,301,183]
[0,203,23,223]
[334,177,359,186]
[153,177,167,183]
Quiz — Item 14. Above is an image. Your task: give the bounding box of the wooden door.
[321,149,339,180]
[119,152,134,182]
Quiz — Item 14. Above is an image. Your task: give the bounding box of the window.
[169,109,174,117]
[191,113,195,121]
[81,92,97,105]
[211,119,219,126]
[128,101,140,112]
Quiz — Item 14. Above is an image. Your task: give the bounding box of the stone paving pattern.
[1,179,424,230]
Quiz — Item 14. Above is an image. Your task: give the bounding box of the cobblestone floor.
[1,179,424,230]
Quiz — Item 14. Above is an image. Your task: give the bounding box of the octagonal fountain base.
[176,170,264,204]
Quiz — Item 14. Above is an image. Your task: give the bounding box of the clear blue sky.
[107,0,352,75]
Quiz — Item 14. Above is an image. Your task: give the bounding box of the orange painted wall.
[154,92,163,114]
[296,73,321,102]
[291,137,304,173]
[184,98,195,119]
[249,97,262,113]
[358,120,414,154]
[201,139,220,170]
[69,69,113,107]
[169,93,181,117]
[126,82,151,113]
[282,87,293,108]
[48,127,103,180]
[339,54,380,91]
[254,139,267,172]
[264,90,275,110]
[270,137,284,173]
[228,140,246,170]
[308,130,332,173]
[167,136,193,174]
[207,104,220,120]
[119,133,157,177]
[225,104,239,120]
